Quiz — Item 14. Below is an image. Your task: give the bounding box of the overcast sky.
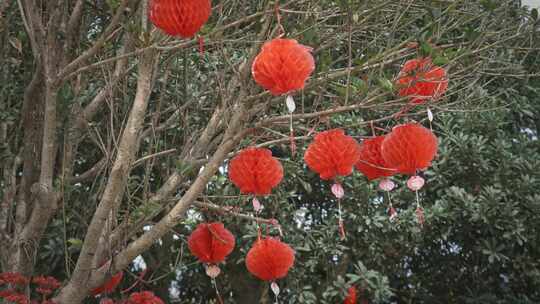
[523,0,540,8]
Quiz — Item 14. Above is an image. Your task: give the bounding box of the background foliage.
[0,0,539,303]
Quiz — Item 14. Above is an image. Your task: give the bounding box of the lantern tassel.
[379,179,397,222]
[252,197,263,213]
[427,107,434,129]
[289,128,296,156]
[271,281,280,304]
[205,264,224,303]
[286,95,296,155]
[198,36,205,55]
[407,176,425,228]
[388,203,398,222]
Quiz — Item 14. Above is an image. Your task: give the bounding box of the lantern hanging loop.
[274,0,285,37]
[379,178,397,222]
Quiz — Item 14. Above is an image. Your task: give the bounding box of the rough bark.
[8,66,45,275]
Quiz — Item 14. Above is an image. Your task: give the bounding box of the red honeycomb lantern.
[91,271,123,296]
[381,123,438,175]
[355,136,396,181]
[344,286,357,304]
[252,38,315,96]
[228,147,283,196]
[187,222,235,264]
[149,0,211,38]
[127,291,165,304]
[304,129,361,181]
[396,58,448,104]
[246,238,295,281]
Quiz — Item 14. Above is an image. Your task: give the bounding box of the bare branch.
[57,48,158,302]
[57,0,129,80]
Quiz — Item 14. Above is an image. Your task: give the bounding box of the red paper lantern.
[252,38,315,96]
[127,291,165,304]
[91,271,123,296]
[228,148,284,195]
[355,136,396,180]
[187,222,235,264]
[246,238,295,281]
[304,129,361,180]
[396,58,448,104]
[381,123,438,175]
[149,0,211,38]
[344,286,357,304]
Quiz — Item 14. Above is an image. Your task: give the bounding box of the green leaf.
[377,77,394,92]
[67,238,83,250]
[420,41,434,57]
[433,56,449,66]
[532,8,538,21]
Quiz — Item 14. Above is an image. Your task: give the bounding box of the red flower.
[304,129,361,180]
[149,0,211,38]
[252,38,315,96]
[228,148,283,195]
[381,123,438,175]
[3,293,29,304]
[246,238,295,281]
[91,271,124,296]
[187,222,235,264]
[0,289,16,298]
[127,291,164,304]
[32,276,60,296]
[0,272,29,286]
[355,136,396,180]
[344,286,357,304]
[396,58,448,104]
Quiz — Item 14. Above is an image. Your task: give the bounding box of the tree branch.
[56,48,158,303]
[57,0,129,81]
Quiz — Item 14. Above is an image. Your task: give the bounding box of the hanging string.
[212,276,224,304]
[276,0,296,158]
[252,196,263,239]
[274,0,284,37]
[338,199,345,240]
[415,190,425,227]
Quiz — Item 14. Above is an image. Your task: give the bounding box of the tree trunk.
[6,66,45,275]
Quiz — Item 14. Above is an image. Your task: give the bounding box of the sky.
[523,0,540,8]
